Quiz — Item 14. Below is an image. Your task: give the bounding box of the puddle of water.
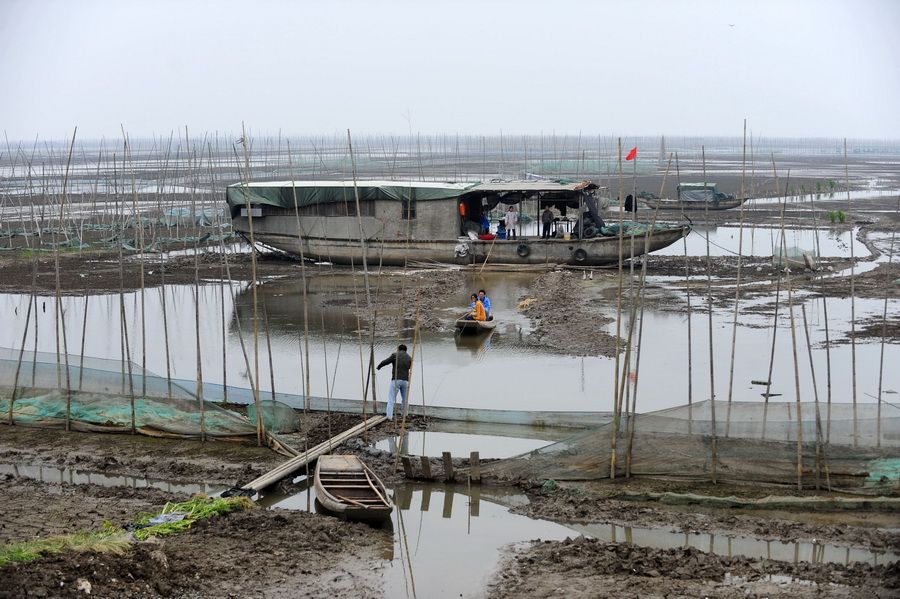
[260,480,896,597]
[653,226,868,258]
[260,481,572,598]
[567,521,896,567]
[375,431,550,459]
[0,462,226,496]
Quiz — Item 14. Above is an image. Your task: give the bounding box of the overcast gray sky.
[1,0,898,141]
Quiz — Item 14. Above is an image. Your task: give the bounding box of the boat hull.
[642,198,749,211]
[233,217,690,266]
[455,317,497,334]
[314,455,393,523]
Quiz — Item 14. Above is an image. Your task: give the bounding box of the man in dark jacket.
[377,344,412,419]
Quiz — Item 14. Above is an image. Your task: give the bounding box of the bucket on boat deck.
[563,233,571,240]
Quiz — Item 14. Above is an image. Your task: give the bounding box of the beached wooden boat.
[638,183,747,211]
[455,313,497,334]
[641,183,748,211]
[314,454,393,523]
[227,180,690,266]
[643,197,748,211]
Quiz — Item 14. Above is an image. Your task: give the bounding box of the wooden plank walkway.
[242,415,387,492]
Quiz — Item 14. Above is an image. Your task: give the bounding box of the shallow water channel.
[0,256,896,417]
[257,478,897,598]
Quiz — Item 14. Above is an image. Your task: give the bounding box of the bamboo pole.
[123,126,147,398]
[237,123,265,446]
[771,163,804,490]
[77,295,88,391]
[875,215,896,449]
[761,184,787,440]
[9,259,38,425]
[843,139,858,447]
[394,283,423,474]
[675,153,694,434]
[609,138,625,479]
[725,120,749,437]
[701,147,718,484]
[625,155,672,477]
[284,140,314,508]
[807,173,834,446]
[801,304,830,489]
[55,128,77,431]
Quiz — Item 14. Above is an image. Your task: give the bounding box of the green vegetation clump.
[0,496,254,567]
[133,495,255,541]
[0,523,128,567]
[828,210,847,223]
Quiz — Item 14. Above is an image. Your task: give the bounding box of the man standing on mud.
[377,344,412,420]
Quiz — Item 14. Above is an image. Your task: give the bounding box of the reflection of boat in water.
[454,328,494,356]
[314,455,393,523]
[642,183,748,211]
[227,180,690,266]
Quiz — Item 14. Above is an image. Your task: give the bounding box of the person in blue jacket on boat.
[480,213,490,235]
[478,289,492,320]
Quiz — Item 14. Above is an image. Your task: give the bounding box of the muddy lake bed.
[0,147,899,597]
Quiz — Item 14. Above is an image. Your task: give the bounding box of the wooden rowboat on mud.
[455,313,497,334]
[314,454,393,523]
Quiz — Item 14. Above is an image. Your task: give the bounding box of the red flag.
[625,147,637,161]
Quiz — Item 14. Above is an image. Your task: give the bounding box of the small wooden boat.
[455,313,497,334]
[314,454,393,523]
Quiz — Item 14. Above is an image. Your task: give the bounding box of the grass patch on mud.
[132,495,255,540]
[0,524,129,567]
[0,495,254,567]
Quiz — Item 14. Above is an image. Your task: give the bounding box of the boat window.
[401,189,417,219]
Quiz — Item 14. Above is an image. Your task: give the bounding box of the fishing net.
[482,400,900,491]
[0,348,256,439]
[773,245,819,270]
[247,400,301,434]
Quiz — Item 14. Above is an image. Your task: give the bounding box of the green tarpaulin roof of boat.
[226,180,474,209]
[225,179,597,209]
[677,182,719,190]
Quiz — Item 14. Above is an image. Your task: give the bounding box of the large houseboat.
[226,179,690,267]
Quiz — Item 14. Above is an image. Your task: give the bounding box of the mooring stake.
[470,451,481,483]
[400,455,415,479]
[420,455,432,479]
[442,451,455,482]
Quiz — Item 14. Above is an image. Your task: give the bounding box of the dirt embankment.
[0,508,389,599]
[0,411,393,489]
[488,537,898,599]
[0,477,180,545]
[518,270,620,357]
[321,268,468,334]
[511,484,900,551]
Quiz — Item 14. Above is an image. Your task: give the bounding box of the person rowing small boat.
[456,293,496,333]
